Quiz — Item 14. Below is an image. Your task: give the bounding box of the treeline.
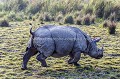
[0,0,120,24]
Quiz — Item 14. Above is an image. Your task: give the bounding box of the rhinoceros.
[21,25,103,70]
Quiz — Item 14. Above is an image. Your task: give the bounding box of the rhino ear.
[92,37,101,42]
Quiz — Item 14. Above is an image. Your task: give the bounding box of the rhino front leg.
[36,53,47,67]
[68,52,81,66]
[68,53,74,64]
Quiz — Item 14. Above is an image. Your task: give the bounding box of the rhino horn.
[92,37,101,42]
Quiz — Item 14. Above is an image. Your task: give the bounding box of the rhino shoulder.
[70,27,92,42]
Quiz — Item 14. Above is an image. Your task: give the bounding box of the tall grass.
[0,0,120,22]
[3,0,28,12]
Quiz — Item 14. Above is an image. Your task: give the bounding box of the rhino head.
[87,38,104,59]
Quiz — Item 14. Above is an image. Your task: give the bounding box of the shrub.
[47,1,66,15]
[17,0,28,11]
[3,0,15,11]
[55,13,63,22]
[39,12,52,22]
[24,16,28,20]
[32,18,36,21]
[27,3,41,14]
[3,0,28,12]
[75,15,82,25]
[103,20,116,34]
[85,6,93,15]
[74,11,80,18]
[64,14,74,24]
[91,15,96,24]
[95,0,120,20]
[108,21,116,34]
[103,20,110,28]
[93,0,120,20]
[51,16,55,21]
[114,5,120,21]
[76,19,82,25]
[112,4,120,21]
[109,12,116,21]
[6,12,16,21]
[95,0,105,18]
[0,4,3,11]
[6,12,24,21]
[0,12,7,18]
[103,1,114,19]
[83,14,91,25]
[73,11,83,19]
[43,12,52,21]
[0,19,10,27]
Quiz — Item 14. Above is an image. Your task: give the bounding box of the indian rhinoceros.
[21,25,103,70]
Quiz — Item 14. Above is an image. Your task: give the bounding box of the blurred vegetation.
[0,0,120,24]
[0,19,10,27]
[64,14,74,24]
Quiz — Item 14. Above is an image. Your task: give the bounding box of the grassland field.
[0,21,120,79]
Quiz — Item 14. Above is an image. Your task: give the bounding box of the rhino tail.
[30,27,35,47]
[30,27,34,36]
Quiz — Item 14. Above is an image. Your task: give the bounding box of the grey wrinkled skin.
[21,25,103,70]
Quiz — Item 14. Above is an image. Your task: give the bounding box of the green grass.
[0,21,120,79]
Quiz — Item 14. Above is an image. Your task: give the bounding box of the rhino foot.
[68,58,73,64]
[74,62,80,66]
[42,65,49,67]
[68,59,80,66]
[41,63,48,67]
[21,67,27,70]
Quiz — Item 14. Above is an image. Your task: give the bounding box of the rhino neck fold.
[79,31,91,55]
[83,37,91,55]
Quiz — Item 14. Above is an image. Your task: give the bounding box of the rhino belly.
[51,52,69,58]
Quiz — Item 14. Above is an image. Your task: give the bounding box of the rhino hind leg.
[68,52,81,66]
[36,53,47,67]
[21,49,38,70]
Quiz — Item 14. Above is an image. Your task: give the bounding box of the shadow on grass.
[36,65,97,78]
[27,64,120,79]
